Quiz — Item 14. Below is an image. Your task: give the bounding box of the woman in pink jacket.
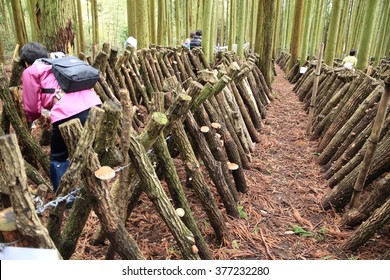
[19,42,102,202]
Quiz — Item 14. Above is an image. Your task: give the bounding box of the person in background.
[19,42,102,207]
[190,29,202,49]
[342,49,357,70]
[183,32,195,49]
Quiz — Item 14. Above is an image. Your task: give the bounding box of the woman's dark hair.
[190,32,196,38]
[196,29,202,36]
[349,49,356,56]
[19,42,49,67]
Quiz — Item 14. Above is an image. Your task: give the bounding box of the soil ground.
[1,64,388,260]
[69,65,389,260]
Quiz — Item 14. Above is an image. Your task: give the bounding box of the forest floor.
[1,64,388,260]
[69,65,388,260]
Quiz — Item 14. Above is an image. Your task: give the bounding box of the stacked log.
[0,44,273,260]
[291,54,390,254]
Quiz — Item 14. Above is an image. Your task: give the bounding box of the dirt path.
[71,65,386,260]
[210,65,386,260]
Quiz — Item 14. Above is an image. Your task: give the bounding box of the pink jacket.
[22,60,102,123]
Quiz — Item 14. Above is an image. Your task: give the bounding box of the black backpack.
[41,56,99,93]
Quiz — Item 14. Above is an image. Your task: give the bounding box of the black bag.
[42,56,99,93]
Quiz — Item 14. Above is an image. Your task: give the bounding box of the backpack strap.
[41,88,56,94]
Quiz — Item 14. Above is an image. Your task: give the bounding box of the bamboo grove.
[1,1,390,72]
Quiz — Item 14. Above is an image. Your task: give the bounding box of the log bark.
[0,134,59,253]
[317,75,374,152]
[321,132,390,210]
[47,107,104,243]
[185,112,239,218]
[203,100,248,193]
[0,72,50,175]
[318,86,382,165]
[59,112,144,260]
[341,198,390,252]
[128,133,200,260]
[170,121,227,241]
[341,173,390,227]
[94,100,123,166]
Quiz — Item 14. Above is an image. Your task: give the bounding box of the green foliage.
[232,239,240,249]
[291,225,328,241]
[237,205,248,219]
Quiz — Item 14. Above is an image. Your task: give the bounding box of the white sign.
[0,246,60,260]
[300,66,308,74]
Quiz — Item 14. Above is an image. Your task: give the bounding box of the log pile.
[0,44,273,259]
[290,55,390,254]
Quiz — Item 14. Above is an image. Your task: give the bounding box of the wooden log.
[210,95,251,169]
[317,75,374,152]
[47,107,104,243]
[57,185,92,259]
[185,112,239,218]
[341,198,390,252]
[0,72,50,175]
[326,116,389,188]
[349,78,390,208]
[310,82,351,139]
[194,105,239,200]
[128,133,200,260]
[321,132,390,210]
[151,92,212,259]
[128,61,150,109]
[146,51,164,91]
[222,86,254,152]
[317,86,382,165]
[204,100,248,193]
[0,134,59,252]
[341,173,390,227]
[236,80,263,131]
[138,49,155,100]
[170,121,227,241]
[121,64,139,105]
[94,100,123,167]
[60,113,145,260]
[322,105,380,176]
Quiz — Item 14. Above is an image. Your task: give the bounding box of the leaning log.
[341,198,390,252]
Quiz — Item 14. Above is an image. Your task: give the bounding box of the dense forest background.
[1,0,389,73]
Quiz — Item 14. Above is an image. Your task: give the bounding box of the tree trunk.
[36,0,75,52]
[323,0,342,67]
[356,0,379,70]
[10,0,28,46]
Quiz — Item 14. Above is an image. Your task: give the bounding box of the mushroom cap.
[94,166,116,180]
[0,207,17,232]
[200,126,210,133]
[175,208,185,217]
[211,122,222,129]
[227,162,239,170]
